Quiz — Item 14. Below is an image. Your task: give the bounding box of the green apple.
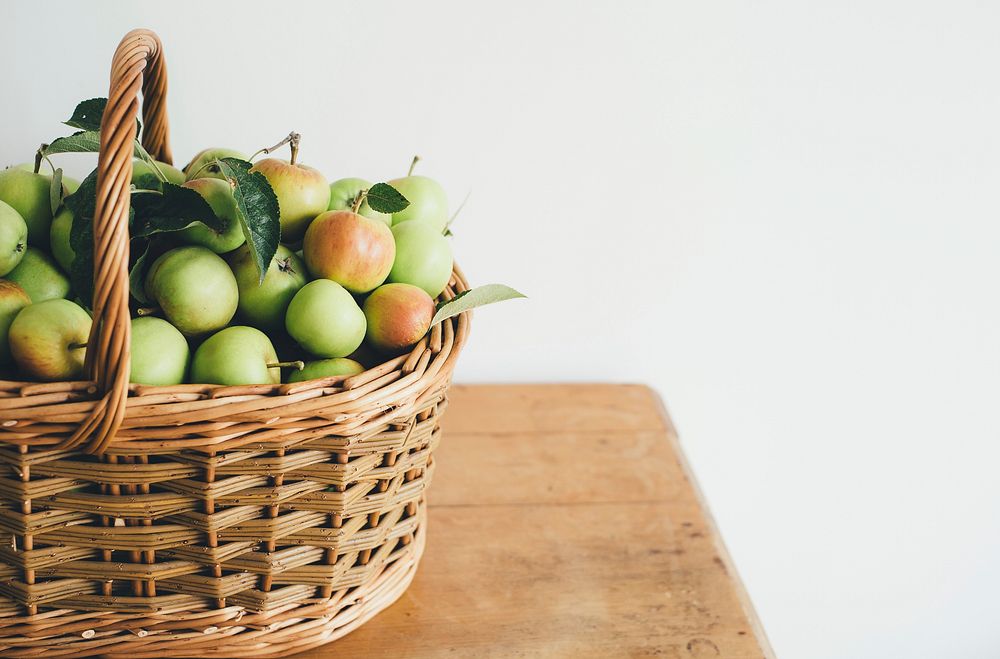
[0,167,53,246]
[49,207,75,272]
[6,248,70,302]
[183,148,247,181]
[250,158,329,242]
[191,325,286,385]
[363,283,435,353]
[62,175,80,195]
[387,175,448,231]
[388,221,453,297]
[178,178,246,253]
[328,178,391,226]
[0,280,31,367]
[8,298,91,381]
[303,210,395,294]
[130,316,189,385]
[286,357,364,383]
[0,200,27,277]
[144,245,238,336]
[285,279,366,358]
[228,244,307,332]
[132,158,185,189]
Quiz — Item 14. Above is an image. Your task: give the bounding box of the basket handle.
[63,29,172,454]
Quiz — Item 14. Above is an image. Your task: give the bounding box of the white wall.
[3,2,999,657]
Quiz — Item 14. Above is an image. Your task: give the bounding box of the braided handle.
[64,29,172,454]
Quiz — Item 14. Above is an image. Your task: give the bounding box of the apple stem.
[407,155,420,177]
[136,306,160,317]
[69,342,88,351]
[351,190,368,214]
[33,147,46,174]
[267,360,305,371]
[251,132,301,164]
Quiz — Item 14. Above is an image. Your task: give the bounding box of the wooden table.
[296,384,773,658]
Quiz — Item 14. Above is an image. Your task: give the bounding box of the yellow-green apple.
[0,167,53,245]
[250,157,329,243]
[130,316,189,385]
[144,246,238,336]
[363,283,434,353]
[285,279,366,358]
[0,200,27,276]
[228,244,307,332]
[0,280,31,367]
[8,298,91,380]
[183,148,247,181]
[286,357,364,383]
[303,210,395,294]
[6,248,70,302]
[388,220,453,297]
[387,175,448,231]
[49,207,75,272]
[191,325,291,385]
[178,178,246,253]
[328,178,391,225]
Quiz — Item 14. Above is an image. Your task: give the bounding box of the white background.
[3,2,999,657]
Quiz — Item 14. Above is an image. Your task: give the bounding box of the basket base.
[0,520,425,659]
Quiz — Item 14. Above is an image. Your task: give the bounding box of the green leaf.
[366,182,410,214]
[65,97,140,134]
[216,157,280,284]
[42,130,144,158]
[130,182,223,238]
[431,284,526,326]
[128,239,152,304]
[49,167,63,216]
[66,170,98,307]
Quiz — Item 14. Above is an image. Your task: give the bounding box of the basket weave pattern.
[0,29,468,658]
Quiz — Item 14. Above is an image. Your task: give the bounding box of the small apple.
[8,298,91,381]
[228,244,307,332]
[303,210,395,294]
[0,167,54,246]
[363,283,435,353]
[130,316,189,385]
[6,247,70,302]
[328,178,391,226]
[387,175,448,231]
[183,148,247,181]
[388,220,453,297]
[251,157,329,242]
[0,200,27,276]
[191,325,287,385]
[285,279,366,358]
[178,178,246,253]
[0,280,31,367]
[286,357,365,383]
[132,158,185,189]
[12,163,78,195]
[49,207,75,272]
[144,245,238,336]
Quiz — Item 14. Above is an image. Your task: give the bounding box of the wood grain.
[292,384,773,658]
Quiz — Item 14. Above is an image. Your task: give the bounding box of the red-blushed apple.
[303,210,395,294]
[0,280,31,368]
[250,157,329,243]
[363,283,435,353]
[8,298,91,381]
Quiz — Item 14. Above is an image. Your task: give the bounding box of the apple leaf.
[431,284,526,326]
[49,167,64,216]
[366,183,410,214]
[66,169,99,307]
[130,183,223,238]
[128,240,152,304]
[215,157,280,284]
[65,97,141,134]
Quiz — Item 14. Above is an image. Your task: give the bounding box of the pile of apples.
[0,138,456,386]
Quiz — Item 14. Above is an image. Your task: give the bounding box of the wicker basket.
[0,29,469,658]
